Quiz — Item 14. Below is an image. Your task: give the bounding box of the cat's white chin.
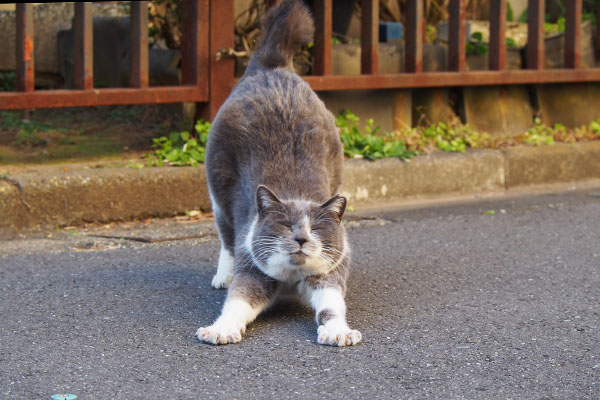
[252,251,335,282]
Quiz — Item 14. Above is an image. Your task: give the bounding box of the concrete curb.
[1,141,600,234]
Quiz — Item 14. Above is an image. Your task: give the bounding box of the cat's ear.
[320,194,346,223]
[256,185,283,216]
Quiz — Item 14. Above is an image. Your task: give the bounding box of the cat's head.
[245,185,348,281]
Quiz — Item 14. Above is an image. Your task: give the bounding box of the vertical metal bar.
[182,0,209,90]
[489,0,506,70]
[526,0,544,69]
[16,3,34,92]
[448,0,467,72]
[130,1,149,88]
[129,2,149,88]
[597,0,600,61]
[565,0,582,69]
[405,0,423,73]
[313,0,332,76]
[74,2,93,90]
[181,0,209,97]
[200,0,234,120]
[361,0,379,74]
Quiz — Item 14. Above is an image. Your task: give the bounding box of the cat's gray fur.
[197,0,361,346]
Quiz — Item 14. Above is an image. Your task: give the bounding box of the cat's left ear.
[320,194,347,223]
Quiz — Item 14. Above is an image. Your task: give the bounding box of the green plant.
[505,37,517,48]
[15,120,67,147]
[0,111,23,128]
[518,8,528,23]
[544,17,566,35]
[590,119,600,135]
[524,118,555,146]
[336,110,415,161]
[466,32,488,56]
[426,24,437,44]
[506,1,514,22]
[0,71,16,92]
[107,106,139,122]
[421,122,471,152]
[145,119,211,166]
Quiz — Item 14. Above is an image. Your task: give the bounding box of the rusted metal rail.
[1,0,600,121]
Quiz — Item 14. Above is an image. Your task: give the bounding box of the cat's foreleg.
[211,245,234,289]
[210,198,235,289]
[302,283,362,347]
[197,270,278,345]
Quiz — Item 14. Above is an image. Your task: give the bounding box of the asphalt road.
[1,188,599,399]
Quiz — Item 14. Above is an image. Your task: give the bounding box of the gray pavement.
[1,188,599,399]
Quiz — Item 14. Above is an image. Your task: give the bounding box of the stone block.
[0,165,210,233]
[340,149,505,204]
[412,88,454,125]
[536,83,600,127]
[413,44,453,126]
[422,44,448,72]
[544,20,595,69]
[463,86,533,136]
[331,43,404,75]
[393,91,412,131]
[466,48,522,71]
[318,89,400,132]
[504,141,600,187]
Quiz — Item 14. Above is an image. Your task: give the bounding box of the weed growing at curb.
[336,110,416,160]
[145,120,211,166]
[396,116,600,154]
[144,110,600,167]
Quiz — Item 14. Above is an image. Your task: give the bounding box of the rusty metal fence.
[1,1,209,110]
[1,0,600,121]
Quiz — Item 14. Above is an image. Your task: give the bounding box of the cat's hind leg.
[210,199,235,289]
[197,269,279,345]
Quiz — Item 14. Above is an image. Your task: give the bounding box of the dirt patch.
[0,104,186,165]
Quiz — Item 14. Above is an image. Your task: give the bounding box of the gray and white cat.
[196,0,361,347]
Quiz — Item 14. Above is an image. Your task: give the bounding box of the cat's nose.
[295,237,307,247]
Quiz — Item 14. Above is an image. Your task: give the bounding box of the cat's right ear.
[256,185,283,216]
[320,194,347,223]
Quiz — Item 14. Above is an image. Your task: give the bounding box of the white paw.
[317,324,362,347]
[211,272,233,289]
[196,322,245,345]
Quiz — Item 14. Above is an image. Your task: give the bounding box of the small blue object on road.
[51,394,78,400]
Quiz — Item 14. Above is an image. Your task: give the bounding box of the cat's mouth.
[289,250,308,265]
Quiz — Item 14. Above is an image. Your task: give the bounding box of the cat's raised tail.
[253,0,314,70]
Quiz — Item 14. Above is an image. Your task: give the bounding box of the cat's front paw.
[196,322,245,345]
[317,323,362,347]
[211,272,233,289]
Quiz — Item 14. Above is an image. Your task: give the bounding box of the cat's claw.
[196,323,245,345]
[317,324,362,347]
[211,272,233,289]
